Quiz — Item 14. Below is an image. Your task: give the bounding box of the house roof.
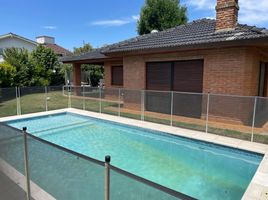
[0,32,37,46]
[102,19,268,54]
[44,43,72,56]
[60,48,109,62]
[61,19,268,62]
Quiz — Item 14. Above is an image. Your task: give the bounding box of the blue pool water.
[6,112,263,200]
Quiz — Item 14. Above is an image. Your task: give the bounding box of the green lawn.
[0,91,69,117]
[0,97,17,117]
[1,91,268,144]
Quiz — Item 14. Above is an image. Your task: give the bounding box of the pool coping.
[1,108,268,200]
[0,158,56,200]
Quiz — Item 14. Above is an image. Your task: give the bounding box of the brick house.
[62,0,268,97]
[62,0,268,126]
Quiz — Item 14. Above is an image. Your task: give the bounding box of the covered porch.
[61,48,123,87]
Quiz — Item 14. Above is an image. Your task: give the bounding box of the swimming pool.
[5,112,264,200]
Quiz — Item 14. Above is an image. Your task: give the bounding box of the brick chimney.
[216,0,239,32]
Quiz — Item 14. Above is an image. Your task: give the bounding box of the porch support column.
[73,63,81,86]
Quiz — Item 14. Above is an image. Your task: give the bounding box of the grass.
[0,97,17,117]
[0,91,69,117]
[1,91,268,144]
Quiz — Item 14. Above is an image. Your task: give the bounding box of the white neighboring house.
[0,32,37,63]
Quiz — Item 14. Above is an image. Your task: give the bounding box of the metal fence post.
[118,88,121,117]
[18,87,21,115]
[45,86,48,111]
[22,127,31,200]
[141,90,145,121]
[83,86,85,110]
[68,86,71,108]
[105,155,111,200]
[62,85,65,96]
[251,97,257,142]
[16,87,19,115]
[205,93,210,133]
[170,91,174,126]
[99,87,102,113]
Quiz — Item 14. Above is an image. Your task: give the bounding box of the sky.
[0,0,268,51]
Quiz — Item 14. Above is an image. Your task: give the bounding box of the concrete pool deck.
[1,108,268,200]
[0,158,56,200]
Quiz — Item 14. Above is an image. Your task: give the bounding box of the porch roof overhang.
[60,48,122,65]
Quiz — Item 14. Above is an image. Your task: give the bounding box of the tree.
[73,43,93,55]
[137,0,187,35]
[30,45,63,86]
[73,43,103,86]
[3,47,32,86]
[82,65,104,86]
[2,46,65,87]
[0,62,16,87]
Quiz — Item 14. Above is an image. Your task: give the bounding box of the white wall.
[36,36,55,44]
[0,37,36,52]
[0,37,37,63]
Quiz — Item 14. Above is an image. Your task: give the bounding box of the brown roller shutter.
[265,63,268,97]
[173,60,204,118]
[146,62,172,113]
[173,60,203,93]
[111,66,123,86]
[146,62,172,91]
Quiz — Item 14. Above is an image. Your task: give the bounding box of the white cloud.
[42,26,57,30]
[90,15,139,27]
[188,0,215,10]
[239,0,268,25]
[91,20,130,26]
[132,15,140,21]
[187,0,268,26]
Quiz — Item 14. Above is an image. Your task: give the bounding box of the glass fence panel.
[47,86,68,111]
[62,85,69,96]
[101,88,119,116]
[0,87,17,117]
[253,97,268,144]
[172,92,207,132]
[208,94,255,141]
[84,87,100,112]
[110,168,186,200]
[70,86,83,110]
[120,89,142,120]
[144,91,171,125]
[20,87,46,114]
[0,124,26,199]
[27,135,105,200]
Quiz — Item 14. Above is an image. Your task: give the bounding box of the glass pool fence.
[0,86,268,144]
[0,122,194,200]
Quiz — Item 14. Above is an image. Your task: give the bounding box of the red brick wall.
[244,49,260,96]
[203,48,260,96]
[123,56,146,89]
[103,47,262,125]
[104,47,261,96]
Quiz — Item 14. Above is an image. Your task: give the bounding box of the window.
[258,62,268,97]
[146,60,204,92]
[146,62,172,91]
[146,60,204,117]
[111,66,123,86]
[0,48,3,55]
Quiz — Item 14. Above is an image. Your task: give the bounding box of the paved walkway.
[0,171,28,200]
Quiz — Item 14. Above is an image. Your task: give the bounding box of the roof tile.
[102,19,268,53]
